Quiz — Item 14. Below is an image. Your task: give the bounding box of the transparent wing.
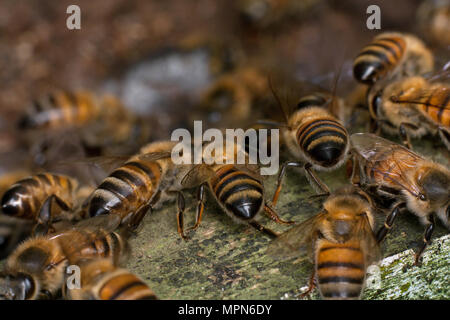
[266,211,326,260]
[180,164,215,188]
[72,215,121,233]
[354,215,381,266]
[350,133,423,162]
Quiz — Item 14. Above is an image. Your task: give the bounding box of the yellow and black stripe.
[1,173,74,220]
[97,271,157,300]
[353,35,406,84]
[88,160,162,220]
[316,241,366,300]
[19,91,99,130]
[416,87,450,127]
[296,119,348,167]
[210,164,263,220]
[296,93,329,111]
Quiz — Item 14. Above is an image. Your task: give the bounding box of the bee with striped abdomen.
[65,258,157,300]
[0,215,129,300]
[82,140,195,239]
[180,139,294,239]
[267,185,380,300]
[18,90,152,166]
[367,71,450,149]
[270,91,350,204]
[1,173,87,235]
[353,32,434,85]
[350,133,450,265]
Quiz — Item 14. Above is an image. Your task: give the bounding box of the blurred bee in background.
[350,133,450,265]
[367,70,450,149]
[0,215,130,300]
[65,258,157,300]
[353,32,434,85]
[18,90,152,168]
[81,140,196,239]
[1,173,92,235]
[197,66,270,128]
[267,185,380,300]
[417,0,450,48]
[267,88,350,205]
[180,138,294,239]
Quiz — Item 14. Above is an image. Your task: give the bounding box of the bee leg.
[188,183,207,232]
[175,191,190,240]
[33,195,71,236]
[304,163,330,195]
[297,270,317,299]
[263,204,295,225]
[369,118,379,134]
[248,220,279,238]
[398,122,419,149]
[376,202,404,243]
[124,190,161,234]
[271,161,303,206]
[414,214,435,266]
[438,127,450,150]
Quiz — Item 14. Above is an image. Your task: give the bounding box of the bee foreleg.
[248,220,279,238]
[304,163,330,195]
[398,122,419,149]
[438,127,450,150]
[174,191,190,240]
[188,183,207,232]
[263,204,295,225]
[271,161,303,206]
[376,202,405,243]
[297,270,316,299]
[33,195,71,236]
[414,214,435,266]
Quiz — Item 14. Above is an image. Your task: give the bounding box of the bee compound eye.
[419,194,427,201]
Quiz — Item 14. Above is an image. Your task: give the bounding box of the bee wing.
[351,133,424,196]
[72,215,122,232]
[266,211,326,260]
[180,164,215,188]
[390,83,450,111]
[424,65,450,83]
[135,151,172,162]
[355,215,381,266]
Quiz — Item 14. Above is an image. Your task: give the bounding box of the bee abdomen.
[98,272,157,300]
[317,244,366,300]
[353,35,406,84]
[88,161,161,219]
[296,93,329,111]
[296,119,348,167]
[1,174,73,220]
[212,165,263,220]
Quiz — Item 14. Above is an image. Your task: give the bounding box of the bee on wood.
[350,133,450,265]
[0,215,130,300]
[267,186,380,300]
[65,258,157,300]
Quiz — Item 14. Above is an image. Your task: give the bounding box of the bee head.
[0,272,36,300]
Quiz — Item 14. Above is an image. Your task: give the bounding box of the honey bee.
[267,185,380,300]
[270,91,350,204]
[367,74,450,149]
[0,215,129,300]
[1,173,88,234]
[0,214,34,260]
[18,90,151,164]
[199,67,269,127]
[180,139,293,239]
[353,32,434,85]
[65,258,157,300]
[350,133,450,265]
[81,140,195,239]
[417,0,450,48]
